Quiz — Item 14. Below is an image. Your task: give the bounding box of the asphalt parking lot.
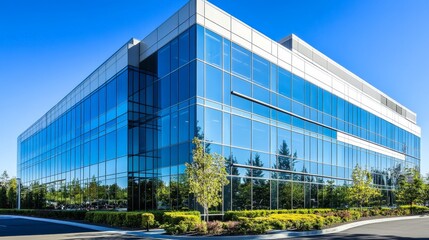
[0,216,141,239]
[295,216,429,239]
[1,215,429,240]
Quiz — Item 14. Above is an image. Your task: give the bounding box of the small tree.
[396,168,424,213]
[186,137,229,222]
[348,165,380,210]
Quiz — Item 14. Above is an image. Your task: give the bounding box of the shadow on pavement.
[299,233,429,240]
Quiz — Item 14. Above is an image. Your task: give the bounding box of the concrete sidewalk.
[3,214,428,239]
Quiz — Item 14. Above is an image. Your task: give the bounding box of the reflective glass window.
[171,38,179,71]
[197,60,204,97]
[252,121,269,152]
[106,79,117,110]
[117,126,127,157]
[179,108,190,143]
[160,76,170,108]
[158,45,171,78]
[223,39,231,71]
[106,131,117,160]
[292,75,304,103]
[231,76,251,111]
[179,30,190,67]
[205,64,222,102]
[231,43,251,80]
[197,25,205,61]
[160,115,171,148]
[205,108,222,143]
[170,71,179,105]
[278,68,291,98]
[253,54,269,88]
[171,112,178,145]
[205,29,222,67]
[179,64,190,102]
[232,115,251,148]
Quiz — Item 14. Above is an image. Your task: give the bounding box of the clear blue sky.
[0,0,428,177]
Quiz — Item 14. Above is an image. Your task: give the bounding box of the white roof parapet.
[279,34,417,124]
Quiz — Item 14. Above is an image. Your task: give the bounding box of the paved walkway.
[1,214,428,239]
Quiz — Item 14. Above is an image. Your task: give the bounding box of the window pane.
[171,38,179,71]
[279,68,291,98]
[223,39,231,71]
[179,108,190,143]
[160,76,170,108]
[205,108,222,143]
[205,64,222,102]
[232,115,251,148]
[158,45,170,78]
[179,64,190,102]
[179,30,190,67]
[197,25,204,60]
[205,29,222,67]
[117,126,127,157]
[170,71,178,105]
[292,75,305,103]
[252,121,269,152]
[232,76,251,111]
[106,131,117,160]
[231,43,251,80]
[253,55,269,88]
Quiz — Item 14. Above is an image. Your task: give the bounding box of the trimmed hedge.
[163,211,201,224]
[162,211,202,235]
[84,211,156,228]
[224,208,334,221]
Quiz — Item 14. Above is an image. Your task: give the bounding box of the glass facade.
[18,23,420,211]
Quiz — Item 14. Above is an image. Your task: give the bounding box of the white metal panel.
[292,55,305,72]
[196,0,204,16]
[252,45,271,63]
[271,42,278,57]
[252,30,271,53]
[292,67,305,79]
[231,34,251,49]
[277,47,291,65]
[196,13,205,26]
[205,3,230,31]
[231,18,251,42]
[277,59,291,72]
[205,19,230,39]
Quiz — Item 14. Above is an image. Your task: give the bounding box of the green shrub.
[162,211,201,235]
[323,216,342,225]
[141,213,155,229]
[163,211,200,224]
[237,217,271,234]
[124,212,143,228]
[207,221,223,235]
[195,221,208,234]
[224,208,334,221]
[268,214,324,230]
[399,205,429,214]
[222,221,240,234]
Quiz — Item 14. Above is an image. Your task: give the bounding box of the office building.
[18,0,420,211]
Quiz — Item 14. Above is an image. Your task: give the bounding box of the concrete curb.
[3,214,428,239]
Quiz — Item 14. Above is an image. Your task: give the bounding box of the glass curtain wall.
[18,68,130,210]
